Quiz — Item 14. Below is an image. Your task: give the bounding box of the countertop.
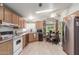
[0,33,27,44]
[0,32,37,44]
[0,38,12,44]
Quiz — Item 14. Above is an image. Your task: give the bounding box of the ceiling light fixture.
[28,16,34,20]
[50,13,56,18]
[36,9,53,14]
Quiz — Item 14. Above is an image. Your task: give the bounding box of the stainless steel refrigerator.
[63,16,79,55]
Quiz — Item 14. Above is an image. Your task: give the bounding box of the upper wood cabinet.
[12,12,18,26]
[21,18,24,28]
[0,6,4,21]
[64,11,79,22]
[18,16,22,28]
[4,7,12,23]
[22,19,26,28]
[0,4,26,28]
[71,11,79,16]
[23,20,26,28]
[18,16,25,28]
[36,21,44,29]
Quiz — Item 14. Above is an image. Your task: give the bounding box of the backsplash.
[0,27,13,32]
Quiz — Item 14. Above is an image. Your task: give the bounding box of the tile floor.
[20,41,66,55]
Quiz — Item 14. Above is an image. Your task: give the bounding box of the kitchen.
[0,3,45,55]
[0,3,79,55]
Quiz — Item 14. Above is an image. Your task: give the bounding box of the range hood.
[0,20,19,28]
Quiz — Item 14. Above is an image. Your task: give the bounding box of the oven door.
[13,37,22,53]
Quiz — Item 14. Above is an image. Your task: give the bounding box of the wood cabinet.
[0,4,26,28]
[71,11,79,16]
[0,40,13,55]
[23,20,26,28]
[4,7,12,23]
[21,18,24,28]
[0,6,4,21]
[18,16,22,28]
[22,34,28,48]
[28,33,37,43]
[22,35,26,48]
[12,12,18,26]
[36,21,44,29]
[18,17,25,28]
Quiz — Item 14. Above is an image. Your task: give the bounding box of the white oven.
[13,36,22,55]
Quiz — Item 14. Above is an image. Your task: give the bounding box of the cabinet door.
[0,6,4,21]
[4,8,12,23]
[15,14,18,25]
[22,20,24,28]
[23,20,26,28]
[19,17,23,28]
[12,12,16,24]
[12,13,18,25]
[21,18,23,28]
[29,33,36,42]
[22,35,25,48]
[18,17,21,28]
[22,35,26,48]
[0,40,13,55]
[36,21,44,29]
[23,20,25,28]
[22,35,28,48]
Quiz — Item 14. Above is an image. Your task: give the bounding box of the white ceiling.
[5,3,72,21]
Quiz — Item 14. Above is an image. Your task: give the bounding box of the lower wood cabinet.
[22,33,38,48]
[22,34,29,49]
[28,33,38,43]
[0,40,13,55]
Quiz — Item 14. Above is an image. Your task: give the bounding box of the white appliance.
[13,36,23,55]
[0,31,23,55]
